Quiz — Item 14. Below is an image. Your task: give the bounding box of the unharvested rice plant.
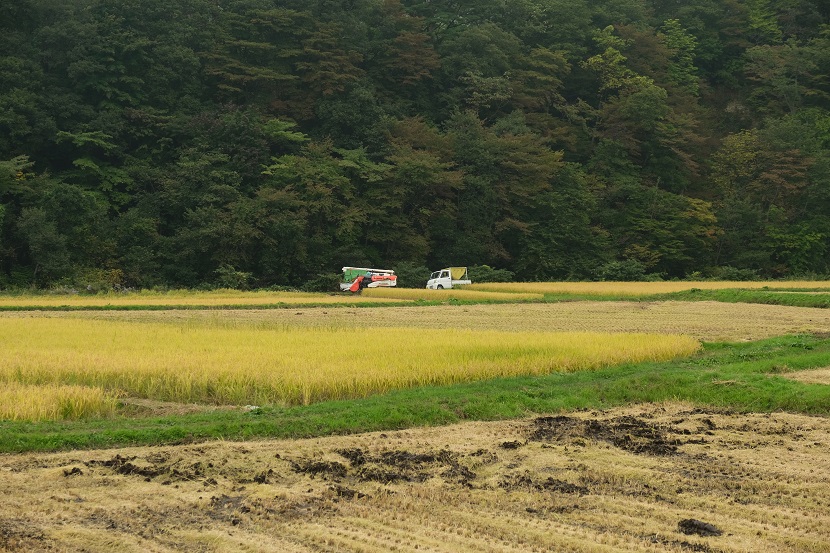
[1,403,827,552]
[0,383,119,421]
[0,289,405,308]
[0,317,698,419]
[469,280,830,296]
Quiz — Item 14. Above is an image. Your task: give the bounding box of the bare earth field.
[7,300,830,341]
[1,402,828,553]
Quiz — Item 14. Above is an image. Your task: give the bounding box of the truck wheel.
[437,285,444,289]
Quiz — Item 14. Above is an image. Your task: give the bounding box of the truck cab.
[426,267,471,289]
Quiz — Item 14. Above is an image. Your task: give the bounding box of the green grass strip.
[2,334,829,453]
[652,289,830,308]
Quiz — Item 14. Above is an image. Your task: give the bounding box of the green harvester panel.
[342,268,366,282]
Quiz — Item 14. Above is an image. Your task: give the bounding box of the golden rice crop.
[361,288,543,301]
[0,318,698,414]
[0,289,404,308]
[468,280,830,296]
[0,382,119,421]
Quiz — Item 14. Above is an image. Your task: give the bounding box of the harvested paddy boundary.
[11,300,830,342]
[1,403,827,553]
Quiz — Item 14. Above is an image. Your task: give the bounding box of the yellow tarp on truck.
[449,267,467,280]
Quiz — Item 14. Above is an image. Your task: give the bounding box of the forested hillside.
[1,0,829,289]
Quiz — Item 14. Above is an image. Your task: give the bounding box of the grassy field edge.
[652,288,830,308]
[2,334,829,454]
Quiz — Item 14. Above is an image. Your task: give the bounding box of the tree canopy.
[2,0,829,288]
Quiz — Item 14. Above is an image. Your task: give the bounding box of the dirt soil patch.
[528,414,686,455]
[1,403,829,552]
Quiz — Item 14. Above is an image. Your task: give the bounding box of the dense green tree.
[444,111,565,267]
[203,2,302,109]
[744,40,820,117]
[1,0,829,288]
[513,163,609,279]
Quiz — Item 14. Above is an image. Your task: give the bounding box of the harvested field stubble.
[18,300,830,342]
[1,403,827,552]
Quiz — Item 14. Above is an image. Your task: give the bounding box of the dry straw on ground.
[782,367,830,385]
[1,403,827,552]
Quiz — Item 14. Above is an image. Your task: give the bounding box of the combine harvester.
[340,266,397,293]
[426,267,471,289]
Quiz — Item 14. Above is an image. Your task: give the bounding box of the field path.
[7,300,830,341]
[1,403,828,552]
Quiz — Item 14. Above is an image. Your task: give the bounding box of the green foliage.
[62,268,125,293]
[0,155,34,195]
[660,19,700,96]
[392,261,431,288]
[299,272,341,293]
[710,266,761,280]
[595,259,647,281]
[16,207,70,284]
[746,0,784,43]
[0,0,829,287]
[213,264,253,291]
[468,264,515,283]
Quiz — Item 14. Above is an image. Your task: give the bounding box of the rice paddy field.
[2,282,830,552]
[0,318,697,419]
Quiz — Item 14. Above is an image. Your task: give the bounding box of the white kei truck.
[425,267,471,289]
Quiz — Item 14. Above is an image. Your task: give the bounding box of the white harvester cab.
[426,267,471,289]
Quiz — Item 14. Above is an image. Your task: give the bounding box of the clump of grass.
[0,382,119,421]
[0,318,698,414]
